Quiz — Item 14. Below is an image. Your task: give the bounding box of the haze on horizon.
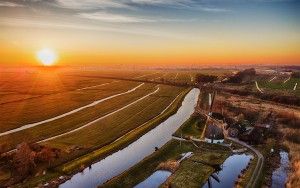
[0,0,299,67]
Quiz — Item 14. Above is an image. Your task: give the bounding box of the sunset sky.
[0,0,299,66]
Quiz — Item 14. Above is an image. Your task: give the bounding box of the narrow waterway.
[272,150,289,187]
[59,88,200,188]
[134,170,172,188]
[203,154,252,188]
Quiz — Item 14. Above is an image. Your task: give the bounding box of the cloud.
[54,0,229,12]
[77,11,197,23]
[55,0,130,10]
[77,12,152,23]
[199,7,231,12]
[0,1,23,7]
[131,0,193,6]
[0,17,186,39]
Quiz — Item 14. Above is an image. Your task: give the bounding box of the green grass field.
[0,80,142,132]
[173,115,206,139]
[44,85,184,150]
[257,78,300,96]
[0,83,160,151]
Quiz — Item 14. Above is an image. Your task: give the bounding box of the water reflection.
[272,150,289,187]
[134,170,172,188]
[59,88,200,188]
[203,154,252,188]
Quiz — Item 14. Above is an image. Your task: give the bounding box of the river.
[59,88,200,188]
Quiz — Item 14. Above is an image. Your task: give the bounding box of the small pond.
[272,150,289,187]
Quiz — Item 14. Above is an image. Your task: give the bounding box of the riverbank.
[102,139,231,188]
[15,88,192,188]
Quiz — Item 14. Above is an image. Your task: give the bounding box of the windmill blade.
[211,173,220,182]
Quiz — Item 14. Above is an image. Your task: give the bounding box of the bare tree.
[12,142,36,179]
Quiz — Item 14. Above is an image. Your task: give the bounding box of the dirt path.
[269,76,277,82]
[294,83,298,91]
[255,81,264,93]
[283,76,291,83]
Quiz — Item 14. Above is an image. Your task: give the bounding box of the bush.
[291,71,300,78]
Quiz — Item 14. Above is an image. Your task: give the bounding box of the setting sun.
[36,48,57,66]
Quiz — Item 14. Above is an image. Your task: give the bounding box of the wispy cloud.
[77,12,152,23]
[130,0,193,7]
[55,0,131,10]
[77,11,196,23]
[54,0,230,12]
[199,7,231,12]
[0,17,186,39]
[0,1,23,7]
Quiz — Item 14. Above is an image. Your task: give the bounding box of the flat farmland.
[0,80,144,132]
[0,72,114,95]
[256,77,300,96]
[66,70,156,81]
[44,84,185,151]
[0,83,162,151]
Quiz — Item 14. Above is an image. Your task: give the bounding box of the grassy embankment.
[103,116,231,188]
[0,83,157,151]
[16,86,191,187]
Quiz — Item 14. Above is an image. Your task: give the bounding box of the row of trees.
[226,68,256,83]
[195,73,218,83]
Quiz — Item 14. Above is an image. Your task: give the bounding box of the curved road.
[227,137,264,188]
